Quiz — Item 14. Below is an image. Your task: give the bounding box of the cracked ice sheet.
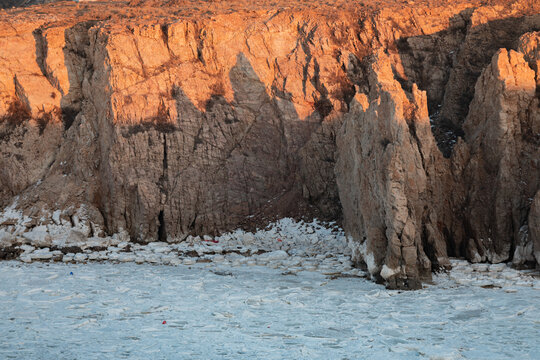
[0,261,538,359]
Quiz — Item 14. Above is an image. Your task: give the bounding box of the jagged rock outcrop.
[439,4,540,130]
[0,0,539,288]
[452,47,539,266]
[336,51,450,289]
[337,32,540,287]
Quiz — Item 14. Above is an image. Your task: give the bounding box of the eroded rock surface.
[0,0,539,288]
[453,47,539,267]
[336,51,450,289]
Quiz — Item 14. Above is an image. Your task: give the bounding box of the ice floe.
[0,260,538,359]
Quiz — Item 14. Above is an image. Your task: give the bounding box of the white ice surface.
[0,261,539,359]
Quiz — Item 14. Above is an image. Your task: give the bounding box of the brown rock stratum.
[0,0,539,289]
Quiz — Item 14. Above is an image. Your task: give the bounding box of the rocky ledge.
[0,0,539,289]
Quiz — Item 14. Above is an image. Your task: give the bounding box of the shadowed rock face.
[455,47,539,268]
[0,0,539,288]
[336,50,449,289]
[1,4,354,242]
[336,36,540,288]
[103,53,339,242]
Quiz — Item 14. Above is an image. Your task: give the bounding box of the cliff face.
[337,29,540,288]
[0,0,539,288]
[453,47,539,267]
[336,51,450,289]
[2,3,357,242]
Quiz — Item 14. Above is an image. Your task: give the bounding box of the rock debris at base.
[1,216,539,292]
[1,217,366,278]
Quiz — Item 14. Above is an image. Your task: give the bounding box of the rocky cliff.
[0,0,539,288]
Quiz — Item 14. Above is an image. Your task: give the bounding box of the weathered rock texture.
[337,29,540,288]
[454,47,539,267]
[0,0,539,288]
[336,51,451,289]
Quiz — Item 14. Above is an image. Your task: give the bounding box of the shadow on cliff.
[393,11,539,157]
[113,52,342,242]
[392,11,539,263]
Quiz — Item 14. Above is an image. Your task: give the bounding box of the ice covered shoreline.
[0,200,346,267]
[1,215,363,278]
[1,210,540,289]
[2,213,539,359]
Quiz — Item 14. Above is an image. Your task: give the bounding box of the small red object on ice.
[277,238,282,242]
[162,321,167,325]
[212,239,219,243]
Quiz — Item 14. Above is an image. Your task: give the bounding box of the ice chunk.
[380,265,399,279]
[74,253,88,262]
[30,248,53,260]
[257,250,288,261]
[23,226,51,247]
